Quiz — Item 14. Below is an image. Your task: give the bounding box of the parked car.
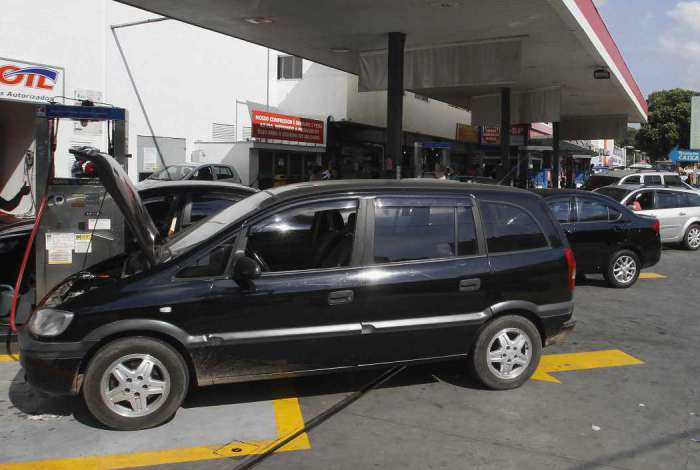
[452,175,498,185]
[595,185,700,250]
[0,180,257,321]
[537,189,661,288]
[20,147,576,430]
[140,163,242,185]
[616,171,694,190]
[581,170,633,191]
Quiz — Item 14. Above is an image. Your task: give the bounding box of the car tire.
[83,336,189,431]
[470,315,542,390]
[683,224,700,251]
[604,250,640,288]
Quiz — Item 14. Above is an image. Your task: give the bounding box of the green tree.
[635,89,699,161]
[615,127,638,148]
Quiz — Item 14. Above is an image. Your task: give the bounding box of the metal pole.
[500,88,511,173]
[110,24,169,175]
[387,32,406,180]
[111,17,169,30]
[552,122,560,188]
[266,48,270,112]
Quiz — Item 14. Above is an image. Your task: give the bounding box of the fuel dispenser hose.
[9,119,57,334]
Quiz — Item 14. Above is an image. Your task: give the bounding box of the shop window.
[277,55,303,80]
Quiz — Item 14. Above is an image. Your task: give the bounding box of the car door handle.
[459,278,481,292]
[679,212,687,216]
[328,290,354,306]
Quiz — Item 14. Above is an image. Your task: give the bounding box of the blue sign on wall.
[669,146,700,163]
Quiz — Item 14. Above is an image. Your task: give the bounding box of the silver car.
[595,185,700,250]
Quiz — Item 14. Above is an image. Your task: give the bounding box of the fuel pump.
[8,103,129,330]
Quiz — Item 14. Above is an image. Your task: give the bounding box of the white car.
[617,172,696,191]
[595,185,700,250]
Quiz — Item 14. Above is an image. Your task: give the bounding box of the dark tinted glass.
[481,202,548,253]
[248,200,357,271]
[144,195,176,237]
[216,166,234,179]
[624,175,641,184]
[457,207,477,256]
[681,192,700,207]
[374,206,455,263]
[189,193,240,226]
[645,175,662,185]
[577,198,611,222]
[194,166,214,180]
[583,175,620,190]
[664,175,684,187]
[177,241,233,278]
[547,198,572,223]
[656,192,681,209]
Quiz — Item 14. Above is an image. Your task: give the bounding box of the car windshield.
[162,190,272,259]
[595,186,632,202]
[147,165,196,181]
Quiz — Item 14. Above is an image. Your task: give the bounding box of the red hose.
[9,118,56,334]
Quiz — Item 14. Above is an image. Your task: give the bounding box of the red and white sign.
[480,125,527,146]
[0,59,64,104]
[251,110,324,145]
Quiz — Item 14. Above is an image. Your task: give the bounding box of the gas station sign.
[480,125,527,146]
[251,110,324,144]
[0,58,64,104]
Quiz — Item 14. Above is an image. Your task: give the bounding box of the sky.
[594,0,700,96]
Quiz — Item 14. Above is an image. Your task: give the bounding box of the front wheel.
[683,224,700,251]
[470,315,542,390]
[604,250,640,288]
[83,337,189,430]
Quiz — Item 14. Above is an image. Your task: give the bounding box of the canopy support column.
[500,88,511,173]
[387,32,405,179]
[552,122,560,188]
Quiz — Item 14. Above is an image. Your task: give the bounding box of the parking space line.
[0,354,19,362]
[0,393,310,469]
[532,349,644,384]
[639,272,667,279]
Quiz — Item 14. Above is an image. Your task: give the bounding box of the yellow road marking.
[532,349,644,384]
[639,272,667,279]
[0,392,310,469]
[0,354,19,362]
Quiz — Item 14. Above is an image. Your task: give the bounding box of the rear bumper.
[18,329,94,395]
[545,316,576,347]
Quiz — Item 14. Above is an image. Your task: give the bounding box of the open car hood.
[69,146,162,266]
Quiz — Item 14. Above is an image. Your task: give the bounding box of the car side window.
[215,166,234,180]
[681,192,700,207]
[457,207,478,256]
[143,195,177,238]
[374,206,455,262]
[645,175,662,186]
[576,198,616,222]
[481,202,548,253]
[194,166,214,181]
[630,191,655,211]
[185,192,242,228]
[624,175,641,185]
[176,239,235,278]
[664,175,684,187]
[547,198,573,223]
[247,200,358,272]
[656,191,681,209]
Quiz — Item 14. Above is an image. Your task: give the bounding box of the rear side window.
[576,198,620,222]
[628,191,655,210]
[215,166,234,180]
[681,192,700,207]
[624,175,641,185]
[546,198,573,223]
[481,202,548,253]
[188,193,241,227]
[656,192,681,209]
[664,175,684,187]
[374,206,455,262]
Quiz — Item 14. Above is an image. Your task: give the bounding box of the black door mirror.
[232,256,261,281]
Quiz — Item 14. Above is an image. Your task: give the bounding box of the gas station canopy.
[116,0,647,139]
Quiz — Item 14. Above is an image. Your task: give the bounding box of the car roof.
[609,184,697,194]
[138,180,256,193]
[263,179,531,203]
[533,189,595,197]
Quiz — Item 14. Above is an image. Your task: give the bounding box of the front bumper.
[18,329,95,395]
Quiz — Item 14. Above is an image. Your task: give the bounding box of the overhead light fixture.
[330,47,351,53]
[593,68,611,80]
[430,1,460,7]
[244,17,274,25]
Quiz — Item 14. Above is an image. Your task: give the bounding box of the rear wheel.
[604,250,640,288]
[470,315,542,390]
[683,224,700,251]
[83,336,189,430]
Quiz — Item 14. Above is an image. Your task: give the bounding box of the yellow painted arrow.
[532,349,644,384]
[639,272,667,279]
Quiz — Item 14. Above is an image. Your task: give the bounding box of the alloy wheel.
[612,255,637,285]
[486,328,532,380]
[688,227,700,249]
[100,354,171,418]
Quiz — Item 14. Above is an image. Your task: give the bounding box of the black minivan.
[20,148,576,430]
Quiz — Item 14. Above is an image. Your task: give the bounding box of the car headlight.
[27,309,74,337]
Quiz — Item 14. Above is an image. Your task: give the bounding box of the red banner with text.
[251,110,324,144]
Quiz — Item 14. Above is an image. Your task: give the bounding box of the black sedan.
[536,190,661,288]
[0,180,256,323]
